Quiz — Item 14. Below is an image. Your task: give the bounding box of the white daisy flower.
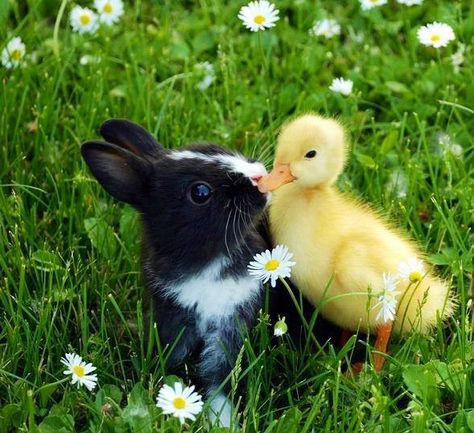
[374,273,401,323]
[248,245,296,288]
[70,6,99,34]
[79,54,101,65]
[274,317,288,337]
[385,169,408,199]
[435,132,463,158]
[329,77,353,96]
[94,0,124,26]
[1,37,26,69]
[238,0,279,32]
[360,0,388,11]
[156,382,203,425]
[397,0,423,5]
[398,257,425,284]
[350,31,365,44]
[195,61,216,91]
[417,22,455,48]
[451,43,465,73]
[61,352,98,391]
[310,19,341,39]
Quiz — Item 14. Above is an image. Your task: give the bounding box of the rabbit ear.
[81,140,151,205]
[99,119,164,157]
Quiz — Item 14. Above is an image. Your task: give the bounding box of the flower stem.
[257,32,274,121]
[53,0,69,58]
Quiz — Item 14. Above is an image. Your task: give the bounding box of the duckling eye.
[305,150,317,159]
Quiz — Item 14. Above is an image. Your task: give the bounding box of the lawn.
[1,0,473,432]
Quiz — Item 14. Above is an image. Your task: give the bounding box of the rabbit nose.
[251,175,263,184]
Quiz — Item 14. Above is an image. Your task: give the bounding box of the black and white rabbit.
[81,119,268,427]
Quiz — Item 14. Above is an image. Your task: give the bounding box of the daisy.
[360,0,388,11]
[451,43,465,73]
[238,1,279,32]
[70,6,99,34]
[156,382,203,425]
[397,0,423,5]
[385,169,408,199]
[417,22,455,48]
[435,132,463,157]
[274,317,288,337]
[195,61,216,91]
[374,273,401,323]
[79,54,101,65]
[61,353,98,391]
[1,37,26,69]
[398,257,425,284]
[94,0,124,26]
[310,19,341,39]
[248,245,295,287]
[329,77,353,96]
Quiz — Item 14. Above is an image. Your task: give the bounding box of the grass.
[1,0,473,432]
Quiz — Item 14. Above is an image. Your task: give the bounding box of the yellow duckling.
[258,114,453,370]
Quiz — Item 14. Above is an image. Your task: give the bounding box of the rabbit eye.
[188,182,212,205]
[305,150,317,159]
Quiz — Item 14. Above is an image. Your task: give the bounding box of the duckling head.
[258,114,348,192]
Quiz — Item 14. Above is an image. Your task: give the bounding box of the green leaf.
[403,364,439,406]
[31,250,62,272]
[355,152,377,169]
[0,404,23,431]
[84,217,117,260]
[0,1,10,28]
[274,407,302,433]
[122,384,152,433]
[192,31,216,55]
[170,40,190,60]
[428,253,451,266]
[467,410,474,431]
[431,360,463,394]
[95,384,123,412]
[381,130,398,154]
[38,408,74,433]
[163,375,181,387]
[119,206,140,252]
[428,247,457,266]
[109,85,127,98]
[385,81,409,94]
[39,383,58,408]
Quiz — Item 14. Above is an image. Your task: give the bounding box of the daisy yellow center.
[80,14,91,25]
[73,365,85,378]
[265,259,280,271]
[409,271,422,283]
[254,15,266,25]
[430,34,441,42]
[104,3,113,13]
[10,49,22,60]
[370,0,378,3]
[172,397,187,410]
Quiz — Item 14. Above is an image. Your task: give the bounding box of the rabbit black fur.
[81,119,269,427]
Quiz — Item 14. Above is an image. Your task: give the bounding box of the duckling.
[258,114,454,371]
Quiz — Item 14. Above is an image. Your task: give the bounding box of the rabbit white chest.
[165,258,261,333]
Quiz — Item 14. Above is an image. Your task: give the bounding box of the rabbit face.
[81,120,269,276]
[140,146,268,259]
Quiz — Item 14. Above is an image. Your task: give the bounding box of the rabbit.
[81,119,269,427]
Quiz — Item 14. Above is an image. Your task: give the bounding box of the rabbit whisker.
[224,203,233,258]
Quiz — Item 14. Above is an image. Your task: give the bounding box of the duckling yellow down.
[264,115,454,335]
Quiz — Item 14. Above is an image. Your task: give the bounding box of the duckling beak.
[257,162,295,193]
